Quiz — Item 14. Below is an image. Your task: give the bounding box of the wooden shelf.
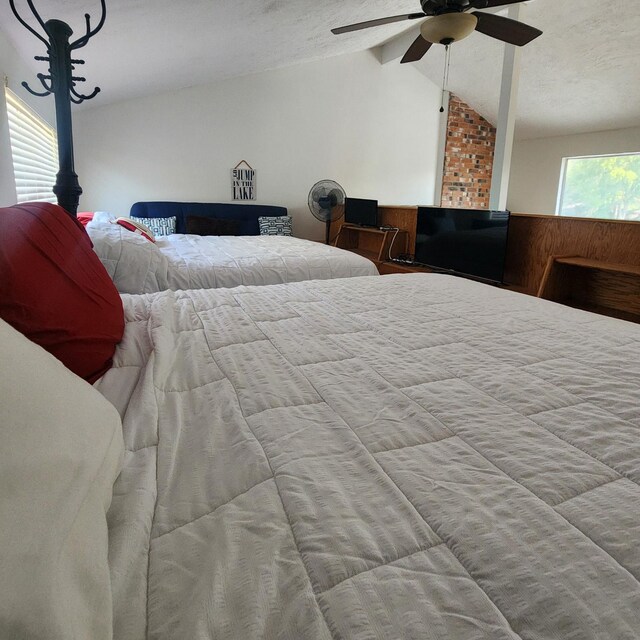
[538,255,640,322]
[333,224,409,266]
[339,225,391,236]
[571,303,640,324]
[553,257,640,277]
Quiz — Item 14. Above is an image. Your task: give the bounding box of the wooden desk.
[538,256,640,322]
[333,225,409,266]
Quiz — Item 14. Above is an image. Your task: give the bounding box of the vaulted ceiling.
[405,0,640,139]
[1,0,638,140]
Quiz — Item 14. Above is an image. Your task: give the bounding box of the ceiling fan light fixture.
[420,13,478,45]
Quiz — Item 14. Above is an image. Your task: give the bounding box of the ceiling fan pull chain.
[439,44,451,113]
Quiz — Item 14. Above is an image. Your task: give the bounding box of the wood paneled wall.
[378,206,418,253]
[330,206,418,252]
[332,207,640,295]
[505,214,640,294]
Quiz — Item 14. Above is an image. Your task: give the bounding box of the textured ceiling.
[408,0,640,139]
[1,0,638,139]
[0,0,420,104]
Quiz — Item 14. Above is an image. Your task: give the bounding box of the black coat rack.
[9,0,106,217]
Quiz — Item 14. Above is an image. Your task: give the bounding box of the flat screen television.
[344,197,378,227]
[414,207,511,283]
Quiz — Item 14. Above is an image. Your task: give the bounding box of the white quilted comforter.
[87,222,377,293]
[97,274,640,640]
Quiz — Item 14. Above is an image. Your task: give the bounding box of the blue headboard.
[130,201,288,235]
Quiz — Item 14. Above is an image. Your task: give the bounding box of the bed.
[2,204,640,639]
[86,217,378,293]
[92,273,640,640]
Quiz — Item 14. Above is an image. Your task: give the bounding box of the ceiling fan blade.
[472,11,542,46]
[401,36,433,64]
[477,0,527,8]
[332,13,425,35]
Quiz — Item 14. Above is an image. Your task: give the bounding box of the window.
[557,153,640,222]
[5,87,58,204]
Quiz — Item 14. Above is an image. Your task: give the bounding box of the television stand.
[379,260,432,275]
[333,224,409,267]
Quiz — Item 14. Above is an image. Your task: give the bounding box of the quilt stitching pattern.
[318,543,446,595]
[407,374,629,491]
[344,323,639,574]
[371,379,619,507]
[151,477,273,541]
[314,309,626,495]
[552,477,625,507]
[256,336,450,581]
[286,345,553,638]
[241,422,339,640]
[188,301,337,639]
[103,274,640,639]
[158,235,378,290]
[88,222,378,294]
[527,405,640,486]
[126,443,157,454]
[281,356,526,636]
[145,377,161,640]
[383,401,633,580]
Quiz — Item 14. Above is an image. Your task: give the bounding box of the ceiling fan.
[332,0,543,64]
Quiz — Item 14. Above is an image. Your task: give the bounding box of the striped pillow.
[115,217,155,243]
[131,216,176,236]
[258,216,292,236]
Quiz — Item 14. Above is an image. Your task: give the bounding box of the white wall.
[0,28,56,207]
[508,126,640,214]
[74,50,442,240]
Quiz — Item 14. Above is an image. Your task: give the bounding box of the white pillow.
[86,221,170,294]
[92,210,116,224]
[0,319,124,640]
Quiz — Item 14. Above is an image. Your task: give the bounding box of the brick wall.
[441,94,496,209]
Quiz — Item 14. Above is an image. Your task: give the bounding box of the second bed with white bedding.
[97,274,640,640]
[87,221,378,293]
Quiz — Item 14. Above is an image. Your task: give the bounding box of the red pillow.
[77,212,94,227]
[0,202,124,383]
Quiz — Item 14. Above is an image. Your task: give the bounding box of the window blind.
[5,88,58,204]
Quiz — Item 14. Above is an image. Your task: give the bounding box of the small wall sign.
[232,160,256,200]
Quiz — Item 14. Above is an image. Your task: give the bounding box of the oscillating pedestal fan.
[308,180,346,244]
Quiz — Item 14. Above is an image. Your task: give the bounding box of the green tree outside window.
[558,153,640,221]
